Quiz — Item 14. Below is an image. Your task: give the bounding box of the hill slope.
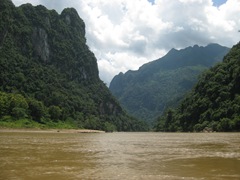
[109,44,229,123]
[156,42,240,132]
[0,0,147,131]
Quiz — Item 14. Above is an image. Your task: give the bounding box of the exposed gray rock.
[65,14,71,25]
[32,27,50,62]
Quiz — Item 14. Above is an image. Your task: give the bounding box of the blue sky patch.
[148,0,227,7]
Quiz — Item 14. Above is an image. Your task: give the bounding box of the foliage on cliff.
[156,42,240,132]
[0,0,147,131]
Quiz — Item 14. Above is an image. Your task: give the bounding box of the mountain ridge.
[156,42,240,132]
[109,43,230,124]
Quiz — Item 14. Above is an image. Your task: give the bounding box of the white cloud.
[12,0,240,85]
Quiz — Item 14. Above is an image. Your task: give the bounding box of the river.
[0,131,240,179]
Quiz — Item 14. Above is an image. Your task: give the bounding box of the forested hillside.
[0,0,147,131]
[110,44,229,124]
[156,42,240,132]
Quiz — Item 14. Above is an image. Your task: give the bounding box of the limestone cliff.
[0,0,147,131]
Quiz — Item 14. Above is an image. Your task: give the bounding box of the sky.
[12,0,240,85]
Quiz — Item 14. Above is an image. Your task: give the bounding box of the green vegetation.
[0,0,148,131]
[0,116,76,129]
[155,42,240,132]
[110,44,229,124]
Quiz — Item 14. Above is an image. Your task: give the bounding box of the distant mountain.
[0,0,147,131]
[109,44,230,124]
[155,42,240,132]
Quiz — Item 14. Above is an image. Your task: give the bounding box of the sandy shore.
[0,128,105,133]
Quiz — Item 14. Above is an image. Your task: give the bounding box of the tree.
[0,92,10,117]
[48,105,62,121]
[104,122,116,132]
[28,98,46,122]
[11,107,28,119]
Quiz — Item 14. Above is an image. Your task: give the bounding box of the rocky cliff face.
[32,27,49,62]
[0,0,147,131]
[15,3,98,83]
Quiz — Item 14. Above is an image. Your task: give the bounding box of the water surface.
[0,132,240,179]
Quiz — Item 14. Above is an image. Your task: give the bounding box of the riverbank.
[0,128,105,134]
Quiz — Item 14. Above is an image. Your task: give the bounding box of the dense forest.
[156,42,240,132]
[110,44,229,124]
[0,0,147,131]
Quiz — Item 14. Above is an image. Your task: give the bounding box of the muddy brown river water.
[0,131,240,179]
